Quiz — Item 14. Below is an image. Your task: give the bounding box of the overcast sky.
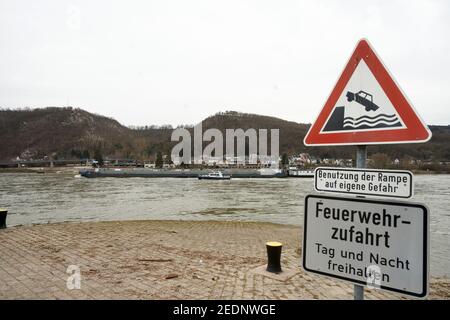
[1,0,449,126]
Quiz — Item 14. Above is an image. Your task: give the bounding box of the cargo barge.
[79,168,293,178]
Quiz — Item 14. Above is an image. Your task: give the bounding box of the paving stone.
[0,220,448,300]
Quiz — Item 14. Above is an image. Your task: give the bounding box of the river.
[1,173,449,277]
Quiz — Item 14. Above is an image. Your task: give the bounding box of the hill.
[0,107,133,160]
[0,107,449,163]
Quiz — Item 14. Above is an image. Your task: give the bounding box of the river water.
[1,173,449,277]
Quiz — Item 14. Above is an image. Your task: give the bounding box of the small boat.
[288,169,314,178]
[198,171,231,180]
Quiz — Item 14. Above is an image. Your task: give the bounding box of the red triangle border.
[304,39,431,146]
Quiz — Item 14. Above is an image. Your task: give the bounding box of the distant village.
[1,151,448,172]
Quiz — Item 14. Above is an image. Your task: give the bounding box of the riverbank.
[0,220,448,300]
[0,167,80,174]
[1,167,449,175]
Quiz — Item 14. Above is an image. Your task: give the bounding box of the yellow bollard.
[266,241,283,273]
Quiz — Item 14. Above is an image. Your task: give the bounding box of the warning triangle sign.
[304,39,431,146]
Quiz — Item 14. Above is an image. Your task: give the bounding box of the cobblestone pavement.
[0,220,448,300]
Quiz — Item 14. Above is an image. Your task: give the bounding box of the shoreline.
[1,167,449,175]
[7,218,300,229]
[0,219,448,300]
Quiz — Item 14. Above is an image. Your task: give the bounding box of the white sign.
[314,167,413,199]
[302,195,429,298]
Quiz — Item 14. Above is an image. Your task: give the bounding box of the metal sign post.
[354,145,367,300]
[301,39,432,300]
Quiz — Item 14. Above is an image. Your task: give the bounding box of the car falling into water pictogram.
[346,90,380,111]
